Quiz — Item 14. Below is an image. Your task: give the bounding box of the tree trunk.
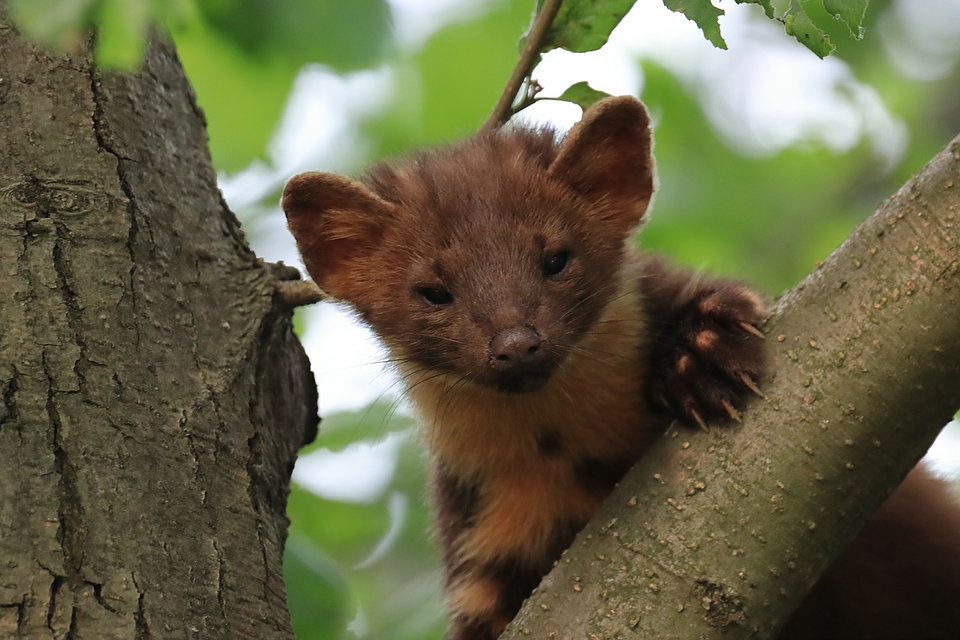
[501,136,960,639]
[0,18,317,640]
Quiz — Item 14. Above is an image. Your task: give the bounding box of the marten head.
[283,96,654,394]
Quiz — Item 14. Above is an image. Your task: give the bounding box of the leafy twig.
[482,0,563,131]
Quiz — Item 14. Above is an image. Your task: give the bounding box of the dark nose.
[490,326,543,368]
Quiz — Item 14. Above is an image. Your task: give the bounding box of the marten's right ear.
[282,172,396,300]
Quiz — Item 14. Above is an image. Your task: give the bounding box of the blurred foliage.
[4,0,909,170]
[287,403,444,640]
[8,0,392,170]
[193,0,390,68]
[175,0,392,168]
[8,0,188,66]
[7,0,884,169]
[302,401,413,454]
[9,0,960,639]
[284,532,352,640]
[361,0,537,155]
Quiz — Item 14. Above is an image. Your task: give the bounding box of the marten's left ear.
[548,95,654,234]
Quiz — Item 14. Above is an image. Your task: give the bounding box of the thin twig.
[276,279,326,308]
[482,0,564,131]
[513,79,543,114]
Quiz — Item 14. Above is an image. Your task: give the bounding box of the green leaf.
[556,81,612,110]
[734,0,774,19]
[823,0,868,38]
[784,0,835,58]
[662,0,727,49]
[544,0,636,53]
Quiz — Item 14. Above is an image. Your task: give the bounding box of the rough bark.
[501,137,960,639]
[0,18,317,640]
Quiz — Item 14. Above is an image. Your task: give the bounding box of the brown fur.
[782,465,960,639]
[283,96,960,639]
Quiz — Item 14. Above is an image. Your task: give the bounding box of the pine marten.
[282,96,960,639]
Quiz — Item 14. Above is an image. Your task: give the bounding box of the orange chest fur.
[404,283,659,566]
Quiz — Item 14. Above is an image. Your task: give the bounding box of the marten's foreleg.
[635,256,766,429]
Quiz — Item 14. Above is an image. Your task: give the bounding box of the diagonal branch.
[500,135,960,638]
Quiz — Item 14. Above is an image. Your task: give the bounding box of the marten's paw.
[649,281,766,429]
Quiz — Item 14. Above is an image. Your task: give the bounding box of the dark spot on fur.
[573,456,636,495]
[486,557,548,621]
[536,427,562,455]
[448,616,498,640]
[483,519,584,620]
[434,466,482,576]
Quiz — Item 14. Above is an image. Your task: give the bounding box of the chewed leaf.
[734,0,774,19]
[824,0,868,38]
[543,0,635,53]
[663,0,727,49]
[556,81,613,110]
[784,0,835,58]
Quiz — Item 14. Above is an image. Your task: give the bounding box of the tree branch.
[501,136,960,638]
[483,0,563,131]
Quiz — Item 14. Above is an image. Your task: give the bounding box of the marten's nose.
[490,326,543,367]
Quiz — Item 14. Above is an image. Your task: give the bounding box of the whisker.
[558,287,616,322]
[427,334,468,346]
[567,346,630,368]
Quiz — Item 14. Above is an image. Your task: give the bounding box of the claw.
[690,409,708,432]
[721,399,742,423]
[740,373,765,398]
[739,322,765,339]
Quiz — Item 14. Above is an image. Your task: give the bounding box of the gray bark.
[501,136,960,639]
[0,18,317,640]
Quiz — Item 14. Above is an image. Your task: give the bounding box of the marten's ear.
[548,95,654,234]
[282,172,396,299]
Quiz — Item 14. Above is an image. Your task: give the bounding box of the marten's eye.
[418,286,454,306]
[543,251,569,277]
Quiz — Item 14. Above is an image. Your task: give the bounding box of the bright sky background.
[218,0,960,502]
